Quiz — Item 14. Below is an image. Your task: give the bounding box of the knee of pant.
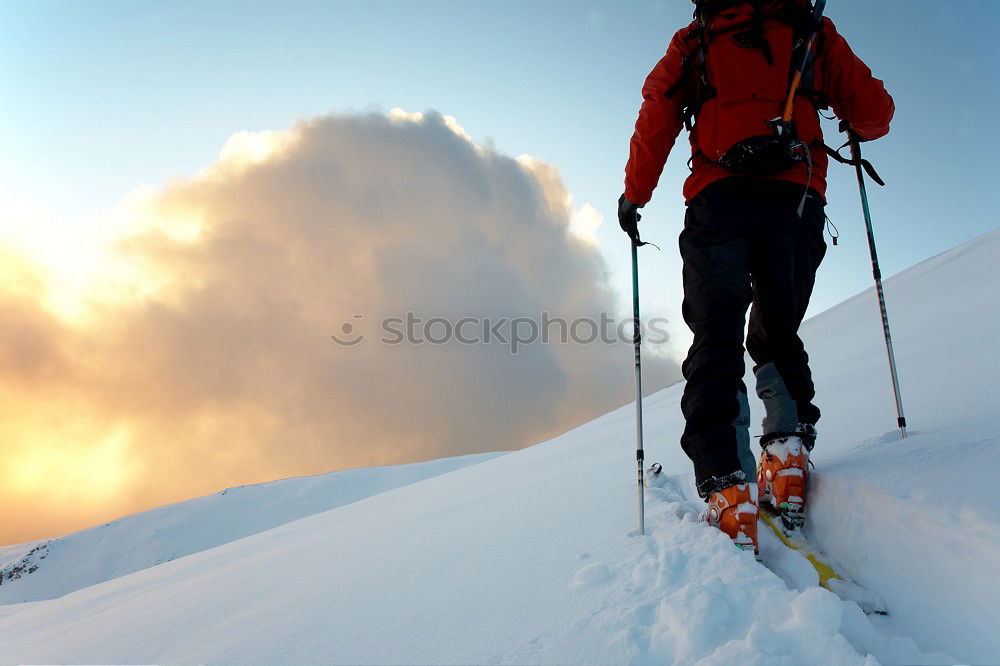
[688,315,747,342]
[756,335,804,365]
[746,334,769,364]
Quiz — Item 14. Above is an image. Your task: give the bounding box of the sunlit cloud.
[569,204,603,246]
[212,129,300,175]
[516,154,604,246]
[0,109,679,545]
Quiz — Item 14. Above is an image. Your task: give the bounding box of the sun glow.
[0,182,156,321]
[0,127,296,324]
[6,426,142,503]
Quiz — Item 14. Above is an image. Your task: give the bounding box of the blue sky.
[3,0,998,349]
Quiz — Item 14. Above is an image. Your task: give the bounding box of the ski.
[760,508,887,616]
[645,463,887,616]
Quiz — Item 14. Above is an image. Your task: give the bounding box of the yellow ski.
[760,510,887,615]
[760,510,841,588]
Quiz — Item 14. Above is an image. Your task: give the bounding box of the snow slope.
[1,228,997,665]
[800,229,1000,663]
[0,452,502,604]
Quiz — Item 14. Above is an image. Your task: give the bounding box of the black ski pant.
[679,178,827,498]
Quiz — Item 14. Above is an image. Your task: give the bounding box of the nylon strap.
[820,142,885,186]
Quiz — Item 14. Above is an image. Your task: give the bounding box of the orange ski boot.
[705,483,759,556]
[758,425,816,532]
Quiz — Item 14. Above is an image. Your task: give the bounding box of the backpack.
[668,0,828,176]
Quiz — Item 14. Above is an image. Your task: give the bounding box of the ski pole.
[849,136,908,439]
[630,239,646,534]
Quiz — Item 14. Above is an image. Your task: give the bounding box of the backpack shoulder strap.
[665,18,717,132]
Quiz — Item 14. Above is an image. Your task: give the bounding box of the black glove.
[838,119,871,142]
[618,194,642,244]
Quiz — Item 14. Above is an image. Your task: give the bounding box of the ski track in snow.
[587,477,868,666]
[581,474,952,665]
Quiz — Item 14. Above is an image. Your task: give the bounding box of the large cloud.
[0,110,680,544]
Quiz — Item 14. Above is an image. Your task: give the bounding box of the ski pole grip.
[848,135,887,187]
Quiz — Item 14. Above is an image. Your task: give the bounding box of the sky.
[1,0,997,543]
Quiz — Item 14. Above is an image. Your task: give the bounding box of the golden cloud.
[0,110,680,545]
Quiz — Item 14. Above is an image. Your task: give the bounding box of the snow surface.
[1,229,997,664]
[0,452,503,604]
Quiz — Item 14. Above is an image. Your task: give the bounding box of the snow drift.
[1,228,997,665]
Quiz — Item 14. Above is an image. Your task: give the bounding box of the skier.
[620,0,893,553]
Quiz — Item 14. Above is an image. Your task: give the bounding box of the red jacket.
[624,8,895,205]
